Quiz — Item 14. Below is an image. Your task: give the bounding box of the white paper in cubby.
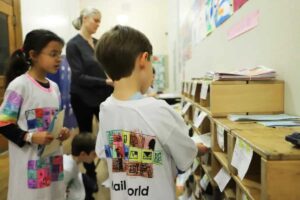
[231,137,253,180]
[193,108,200,124]
[191,132,211,148]
[191,81,197,96]
[242,193,249,200]
[181,102,191,115]
[217,125,225,151]
[192,158,200,172]
[200,81,209,100]
[194,111,207,128]
[200,174,209,191]
[214,167,231,192]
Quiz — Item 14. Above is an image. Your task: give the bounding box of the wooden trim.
[0,1,13,14]
[1,0,12,5]
[12,0,22,47]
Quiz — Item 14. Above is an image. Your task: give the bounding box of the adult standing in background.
[66,7,113,196]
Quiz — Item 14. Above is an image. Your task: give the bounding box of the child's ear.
[139,52,150,68]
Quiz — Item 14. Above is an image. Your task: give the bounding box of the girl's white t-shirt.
[96,96,198,200]
[0,74,64,200]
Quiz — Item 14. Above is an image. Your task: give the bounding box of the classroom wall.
[80,0,168,55]
[169,0,300,115]
[20,0,80,52]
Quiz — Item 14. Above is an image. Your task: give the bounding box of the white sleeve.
[95,108,107,158]
[151,102,198,171]
[163,115,198,171]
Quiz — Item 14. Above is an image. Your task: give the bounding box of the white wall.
[80,0,168,55]
[20,0,80,52]
[168,0,300,115]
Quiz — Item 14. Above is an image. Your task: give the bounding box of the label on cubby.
[242,193,249,200]
[193,108,200,124]
[231,138,253,180]
[200,174,209,191]
[194,111,207,128]
[191,81,197,96]
[200,81,209,100]
[181,102,192,115]
[214,167,231,192]
[217,125,225,151]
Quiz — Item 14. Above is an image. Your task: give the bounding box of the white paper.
[193,108,200,124]
[200,82,209,100]
[176,168,192,187]
[181,102,192,115]
[242,193,249,200]
[192,158,200,172]
[102,178,112,188]
[217,125,225,151]
[228,114,300,122]
[191,81,198,96]
[200,174,209,191]
[194,111,208,128]
[231,138,253,180]
[194,183,201,198]
[191,132,211,148]
[214,167,231,192]
[39,109,65,158]
[257,120,300,127]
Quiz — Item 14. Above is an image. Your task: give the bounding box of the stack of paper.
[228,114,300,127]
[228,114,300,122]
[208,66,276,81]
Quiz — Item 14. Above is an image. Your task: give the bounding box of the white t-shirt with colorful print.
[96,95,198,200]
[0,74,64,200]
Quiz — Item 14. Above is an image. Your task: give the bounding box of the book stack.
[207,66,276,81]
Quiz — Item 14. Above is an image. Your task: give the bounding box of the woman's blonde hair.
[72,7,101,30]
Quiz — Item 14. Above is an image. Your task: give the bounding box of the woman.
[66,7,113,196]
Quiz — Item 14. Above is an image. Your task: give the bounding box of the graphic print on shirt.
[27,155,64,189]
[25,107,62,189]
[105,130,162,179]
[25,107,58,131]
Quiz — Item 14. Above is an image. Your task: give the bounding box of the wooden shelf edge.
[232,175,261,200]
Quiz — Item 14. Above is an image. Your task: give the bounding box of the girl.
[0,29,70,200]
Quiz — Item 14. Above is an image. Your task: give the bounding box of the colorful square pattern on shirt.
[106,130,162,178]
[27,155,63,189]
[25,107,57,131]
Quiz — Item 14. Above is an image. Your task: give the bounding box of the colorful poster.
[205,0,217,34]
[214,0,233,27]
[191,0,207,46]
[234,0,248,12]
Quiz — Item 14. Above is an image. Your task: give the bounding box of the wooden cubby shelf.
[181,80,300,200]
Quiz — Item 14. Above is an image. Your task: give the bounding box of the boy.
[64,133,97,200]
[95,25,208,200]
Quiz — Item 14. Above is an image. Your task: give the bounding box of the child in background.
[64,133,97,200]
[0,29,70,200]
[94,25,208,200]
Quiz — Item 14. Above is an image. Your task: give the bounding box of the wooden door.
[0,0,22,153]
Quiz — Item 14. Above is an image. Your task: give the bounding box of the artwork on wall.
[152,55,168,92]
[234,0,248,12]
[214,0,233,27]
[205,0,217,35]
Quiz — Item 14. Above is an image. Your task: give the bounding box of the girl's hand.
[31,131,54,145]
[58,127,70,141]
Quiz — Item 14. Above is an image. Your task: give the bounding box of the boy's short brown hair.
[95,25,153,81]
[71,133,96,156]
